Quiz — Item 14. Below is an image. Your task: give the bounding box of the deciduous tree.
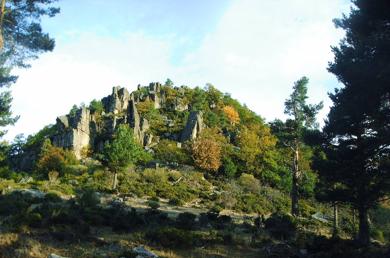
[192,128,224,172]
[223,105,240,125]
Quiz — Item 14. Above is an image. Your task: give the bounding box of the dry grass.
[0,230,264,258]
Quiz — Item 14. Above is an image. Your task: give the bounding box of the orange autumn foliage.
[192,128,223,172]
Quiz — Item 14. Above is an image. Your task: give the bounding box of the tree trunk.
[358,207,370,245]
[112,172,118,190]
[291,145,299,216]
[332,202,339,238]
[0,0,5,50]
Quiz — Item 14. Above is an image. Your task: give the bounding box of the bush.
[142,168,168,184]
[76,188,100,210]
[44,191,62,202]
[176,212,197,230]
[235,193,265,213]
[218,191,237,210]
[110,207,144,232]
[220,157,237,179]
[148,200,160,210]
[36,140,78,176]
[371,229,385,243]
[265,212,296,240]
[89,99,104,114]
[48,171,59,183]
[238,173,260,193]
[169,197,184,206]
[146,228,196,248]
[154,140,191,164]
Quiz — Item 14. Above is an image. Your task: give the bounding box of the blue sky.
[5,0,351,141]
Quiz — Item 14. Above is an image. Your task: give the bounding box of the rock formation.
[52,107,91,159]
[52,83,204,158]
[102,86,130,114]
[181,111,204,142]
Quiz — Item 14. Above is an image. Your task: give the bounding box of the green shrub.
[220,157,237,179]
[265,212,297,240]
[210,205,223,214]
[176,212,197,230]
[26,212,42,227]
[169,197,184,206]
[154,139,191,164]
[44,191,62,202]
[148,200,160,210]
[76,188,100,210]
[238,173,260,193]
[146,228,196,248]
[89,99,104,114]
[85,170,112,192]
[63,164,88,175]
[371,229,385,243]
[167,170,182,181]
[142,168,168,184]
[235,193,265,213]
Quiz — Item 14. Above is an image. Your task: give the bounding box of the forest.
[0,0,389,257]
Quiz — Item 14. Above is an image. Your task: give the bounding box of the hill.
[0,82,389,258]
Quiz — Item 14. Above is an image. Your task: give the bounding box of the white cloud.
[5,0,351,141]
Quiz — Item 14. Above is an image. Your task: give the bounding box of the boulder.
[48,253,69,258]
[132,246,158,258]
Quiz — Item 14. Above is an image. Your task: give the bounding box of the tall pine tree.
[279,77,323,216]
[323,0,390,245]
[0,0,59,136]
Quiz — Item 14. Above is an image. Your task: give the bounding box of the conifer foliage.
[321,0,390,245]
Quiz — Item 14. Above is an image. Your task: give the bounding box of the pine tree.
[0,0,59,137]
[282,77,323,216]
[324,0,390,245]
[103,125,145,189]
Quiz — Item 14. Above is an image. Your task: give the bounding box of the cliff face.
[51,83,204,159]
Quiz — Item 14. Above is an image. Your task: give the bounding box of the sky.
[5,0,352,141]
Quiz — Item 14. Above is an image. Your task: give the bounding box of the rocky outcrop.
[52,84,204,159]
[52,107,91,159]
[128,97,150,145]
[148,82,163,109]
[102,86,130,114]
[181,111,204,142]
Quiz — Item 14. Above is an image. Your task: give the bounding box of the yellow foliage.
[237,124,277,173]
[136,99,155,115]
[223,105,240,125]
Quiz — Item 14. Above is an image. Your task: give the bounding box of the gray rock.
[132,246,158,258]
[311,212,330,223]
[48,253,69,258]
[148,82,161,93]
[18,176,33,184]
[53,107,91,159]
[102,86,130,114]
[15,189,46,198]
[148,82,162,109]
[181,111,204,142]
